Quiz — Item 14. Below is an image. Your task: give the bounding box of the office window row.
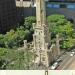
[47,3,75,9]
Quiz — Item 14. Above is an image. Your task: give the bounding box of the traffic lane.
[56,52,72,70]
[49,52,69,70]
[63,55,75,70]
[68,58,75,69]
[49,51,75,70]
[56,56,71,69]
[57,51,75,70]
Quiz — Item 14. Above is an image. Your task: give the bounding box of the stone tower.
[33,0,50,67]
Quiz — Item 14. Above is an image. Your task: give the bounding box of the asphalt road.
[67,57,75,69]
[57,52,75,70]
[29,49,75,70]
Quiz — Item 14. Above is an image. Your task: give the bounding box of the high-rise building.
[46,0,75,26]
[0,0,18,33]
[16,0,35,20]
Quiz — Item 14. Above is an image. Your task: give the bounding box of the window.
[60,4,66,8]
[47,4,60,8]
[42,57,45,61]
[67,4,75,9]
[53,4,60,8]
[47,4,52,8]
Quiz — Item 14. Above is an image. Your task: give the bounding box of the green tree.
[47,14,75,49]
[0,16,36,69]
[5,48,33,70]
[0,48,9,69]
[0,34,5,47]
[0,47,33,70]
[19,16,36,42]
[24,16,36,30]
[1,26,32,48]
[23,16,36,41]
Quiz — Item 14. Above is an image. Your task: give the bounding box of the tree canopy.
[0,16,36,69]
[0,15,75,69]
[47,14,75,49]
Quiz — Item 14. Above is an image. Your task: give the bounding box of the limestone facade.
[33,0,60,68]
[33,0,50,67]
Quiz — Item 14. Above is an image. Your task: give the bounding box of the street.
[56,50,75,70]
[29,49,75,70]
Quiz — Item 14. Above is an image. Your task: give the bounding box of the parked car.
[56,58,62,63]
[70,52,75,56]
[50,62,59,70]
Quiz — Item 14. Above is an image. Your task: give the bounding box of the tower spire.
[36,0,46,26]
[33,0,50,68]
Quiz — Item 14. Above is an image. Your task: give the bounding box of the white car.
[70,52,75,56]
[50,62,58,70]
[56,58,62,62]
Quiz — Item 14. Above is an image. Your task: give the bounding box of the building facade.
[17,0,75,27]
[16,0,33,7]
[33,0,50,67]
[0,0,18,33]
[46,1,75,26]
[33,0,60,68]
